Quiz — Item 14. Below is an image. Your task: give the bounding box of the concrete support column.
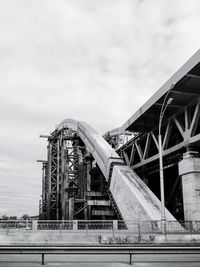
[178,151,200,221]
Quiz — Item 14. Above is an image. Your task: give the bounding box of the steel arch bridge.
[38,50,200,224]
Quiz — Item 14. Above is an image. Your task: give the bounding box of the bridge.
[38,50,200,227]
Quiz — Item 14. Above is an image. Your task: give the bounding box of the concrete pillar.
[178,151,200,221]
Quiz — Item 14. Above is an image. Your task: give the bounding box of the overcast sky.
[0,0,200,217]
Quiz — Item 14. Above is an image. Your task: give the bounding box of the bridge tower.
[38,126,120,221]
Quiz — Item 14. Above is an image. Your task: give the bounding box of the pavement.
[0,254,200,267]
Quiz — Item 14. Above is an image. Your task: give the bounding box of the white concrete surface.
[110,165,176,222]
[0,230,99,245]
[179,152,200,221]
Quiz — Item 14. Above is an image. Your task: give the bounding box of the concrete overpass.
[116,49,200,222]
[38,50,200,224]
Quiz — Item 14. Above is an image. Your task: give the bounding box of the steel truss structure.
[37,160,48,219]
[38,50,200,223]
[48,139,59,220]
[117,50,200,175]
[39,128,83,220]
[39,126,119,220]
[113,51,200,221]
[118,97,200,170]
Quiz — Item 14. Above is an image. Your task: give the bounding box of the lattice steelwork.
[116,97,200,221]
[39,126,120,221]
[39,128,86,220]
[38,51,200,223]
[60,134,81,220]
[67,145,79,198]
[47,139,59,220]
[117,98,200,170]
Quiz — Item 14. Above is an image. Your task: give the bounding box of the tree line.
[0,214,30,220]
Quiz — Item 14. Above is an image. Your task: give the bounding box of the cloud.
[0,0,200,216]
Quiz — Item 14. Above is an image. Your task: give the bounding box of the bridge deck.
[120,49,200,134]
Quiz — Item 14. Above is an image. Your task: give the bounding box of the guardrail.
[0,220,200,234]
[0,220,32,230]
[0,246,199,265]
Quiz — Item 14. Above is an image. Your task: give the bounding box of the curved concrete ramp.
[56,119,176,222]
[111,165,175,221]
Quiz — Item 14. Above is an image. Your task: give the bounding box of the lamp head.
[167,97,173,105]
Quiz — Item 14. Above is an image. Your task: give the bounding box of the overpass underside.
[117,97,200,220]
[117,50,200,222]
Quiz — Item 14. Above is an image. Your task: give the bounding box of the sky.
[0,0,200,217]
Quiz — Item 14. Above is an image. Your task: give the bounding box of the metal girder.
[92,210,115,216]
[38,160,48,219]
[42,162,48,218]
[123,151,130,165]
[120,50,200,134]
[87,200,110,206]
[118,98,200,170]
[66,144,79,198]
[155,102,182,109]
[162,120,172,149]
[43,127,83,220]
[171,90,200,97]
[47,139,59,220]
[129,143,136,166]
[39,121,127,221]
[186,73,200,79]
[143,133,150,160]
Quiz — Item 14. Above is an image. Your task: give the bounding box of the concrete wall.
[110,165,176,222]
[1,229,200,245]
[0,229,98,245]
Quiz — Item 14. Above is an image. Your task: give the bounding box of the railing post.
[41,253,45,265]
[73,220,78,231]
[32,220,38,231]
[113,220,118,230]
[129,253,132,265]
[189,221,193,233]
[113,220,118,237]
[138,222,141,242]
[192,221,198,232]
[26,219,29,229]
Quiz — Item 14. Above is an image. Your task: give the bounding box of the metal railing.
[78,220,113,231]
[37,220,73,230]
[0,220,32,230]
[0,220,200,234]
[0,246,200,265]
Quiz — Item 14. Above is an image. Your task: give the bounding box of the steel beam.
[118,98,200,170]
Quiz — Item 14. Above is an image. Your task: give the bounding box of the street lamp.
[158,96,173,234]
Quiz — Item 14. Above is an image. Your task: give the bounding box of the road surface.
[0,253,200,266]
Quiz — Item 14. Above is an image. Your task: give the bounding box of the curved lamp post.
[158,96,173,234]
